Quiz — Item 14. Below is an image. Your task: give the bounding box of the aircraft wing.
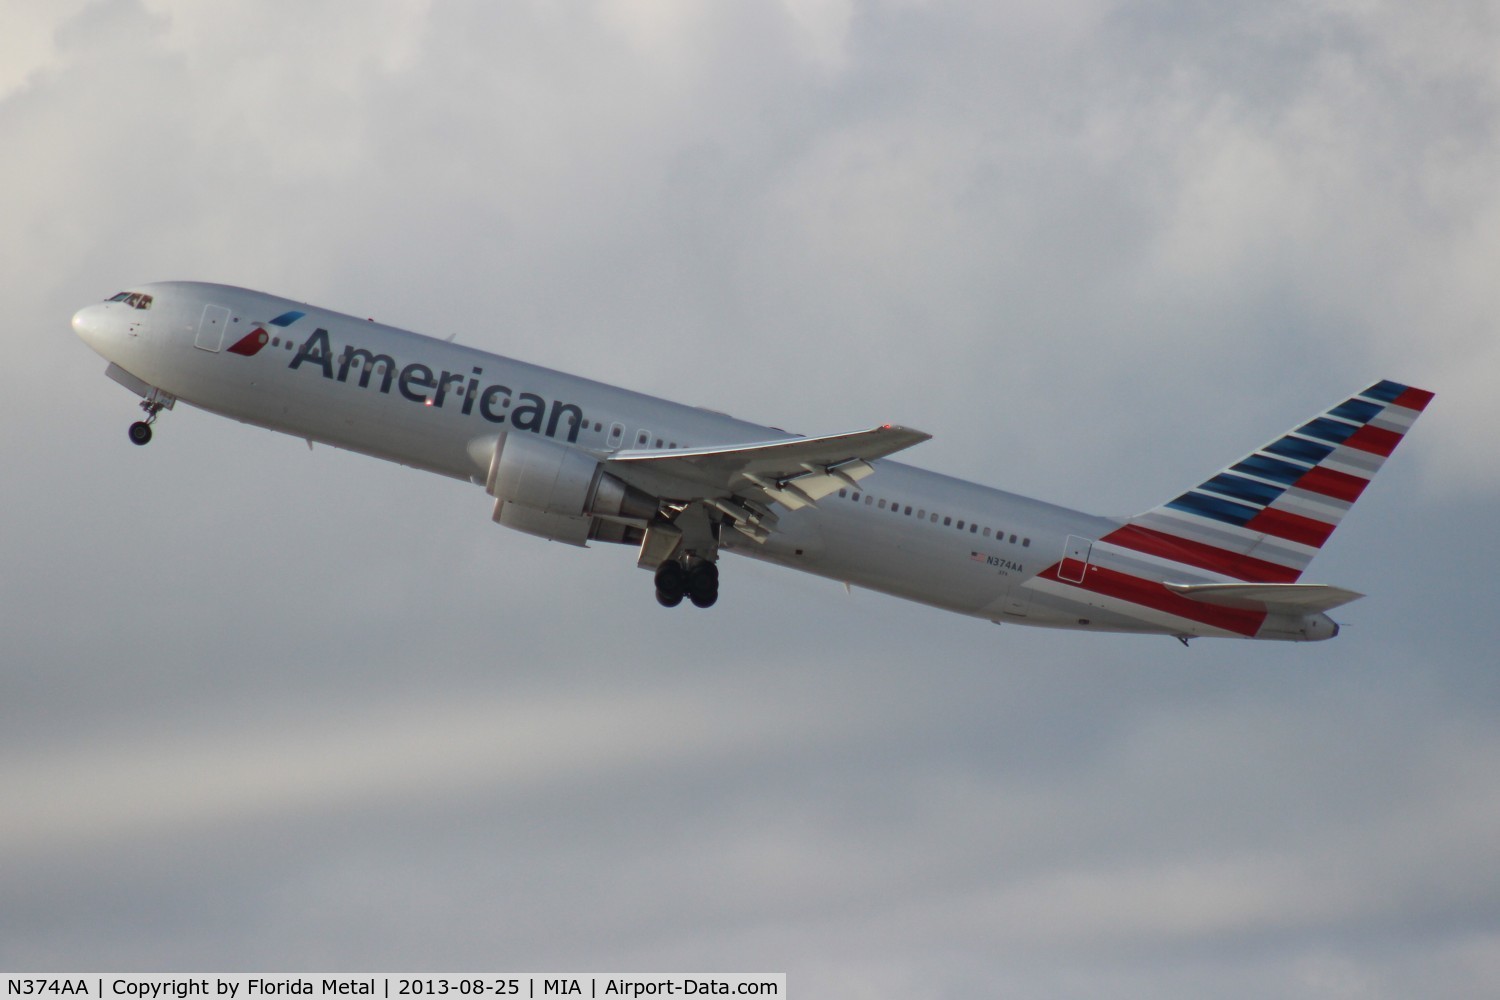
[1164,582,1364,614]
[604,424,930,540]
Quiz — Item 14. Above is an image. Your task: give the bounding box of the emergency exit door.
[1059,535,1092,583]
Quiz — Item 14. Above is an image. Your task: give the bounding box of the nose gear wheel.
[127,393,170,446]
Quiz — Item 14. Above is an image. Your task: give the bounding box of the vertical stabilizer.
[1103,380,1434,583]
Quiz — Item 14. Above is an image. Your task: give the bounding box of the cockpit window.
[107,291,153,310]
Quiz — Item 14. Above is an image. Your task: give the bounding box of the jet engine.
[485,432,656,545]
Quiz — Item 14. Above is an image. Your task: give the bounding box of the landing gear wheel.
[653,560,686,608]
[686,561,719,609]
[130,393,168,447]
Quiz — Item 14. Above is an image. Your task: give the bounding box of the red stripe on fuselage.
[227,327,270,357]
[1038,563,1267,637]
[1102,524,1301,583]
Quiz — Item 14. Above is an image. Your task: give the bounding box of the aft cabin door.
[1059,535,1092,583]
[194,304,231,352]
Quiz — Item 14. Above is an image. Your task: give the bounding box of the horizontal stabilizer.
[1164,582,1364,614]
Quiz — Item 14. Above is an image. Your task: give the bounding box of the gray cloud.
[3,1,1497,996]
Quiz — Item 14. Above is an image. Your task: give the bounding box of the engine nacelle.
[485,432,656,545]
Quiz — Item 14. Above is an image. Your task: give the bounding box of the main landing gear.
[643,503,721,609]
[654,558,719,609]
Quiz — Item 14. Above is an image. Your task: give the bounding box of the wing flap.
[600,423,928,542]
[605,424,929,509]
[1165,582,1364,614]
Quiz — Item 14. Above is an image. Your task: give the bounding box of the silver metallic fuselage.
[73,281,1346,639]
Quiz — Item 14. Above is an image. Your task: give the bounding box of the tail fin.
[1104,380,1434,583]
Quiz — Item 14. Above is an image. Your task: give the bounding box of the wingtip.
[880,423,933,442]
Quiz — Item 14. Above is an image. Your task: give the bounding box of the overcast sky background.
[3,1,1498,996]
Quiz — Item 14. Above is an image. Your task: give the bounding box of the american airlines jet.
[73,282,1432,642]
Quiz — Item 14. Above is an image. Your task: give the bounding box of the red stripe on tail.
[1393,387,1435,411]
[1246,507,1336,548]
[1343,424,1401,457]
[1103,525,1301,583]
[1295,466,1369,503]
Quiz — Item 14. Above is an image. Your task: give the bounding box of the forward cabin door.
[194,304,231,352]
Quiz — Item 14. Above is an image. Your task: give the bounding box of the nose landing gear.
[125,388,175,446]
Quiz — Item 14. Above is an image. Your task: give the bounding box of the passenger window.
[852,492,861,502]
[917,509,926,519]
[1022,538,1030,547]
[943,516,951,526]
[878,499,887,510]
[839,489,848,498]
[931,513,938,523]
[904,506,912,515]
[970,524,978,533]
[637,431,649,446]
[608,423,625,447]
[957,520,965,530]
[983,527,991,537]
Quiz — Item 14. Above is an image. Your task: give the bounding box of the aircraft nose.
[72,303,110,351]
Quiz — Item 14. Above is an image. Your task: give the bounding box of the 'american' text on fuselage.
[288,327,584,443]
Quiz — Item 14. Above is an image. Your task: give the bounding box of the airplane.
[72,282,1433,642]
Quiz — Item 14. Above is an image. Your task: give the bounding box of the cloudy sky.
[4,0,1498,995]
